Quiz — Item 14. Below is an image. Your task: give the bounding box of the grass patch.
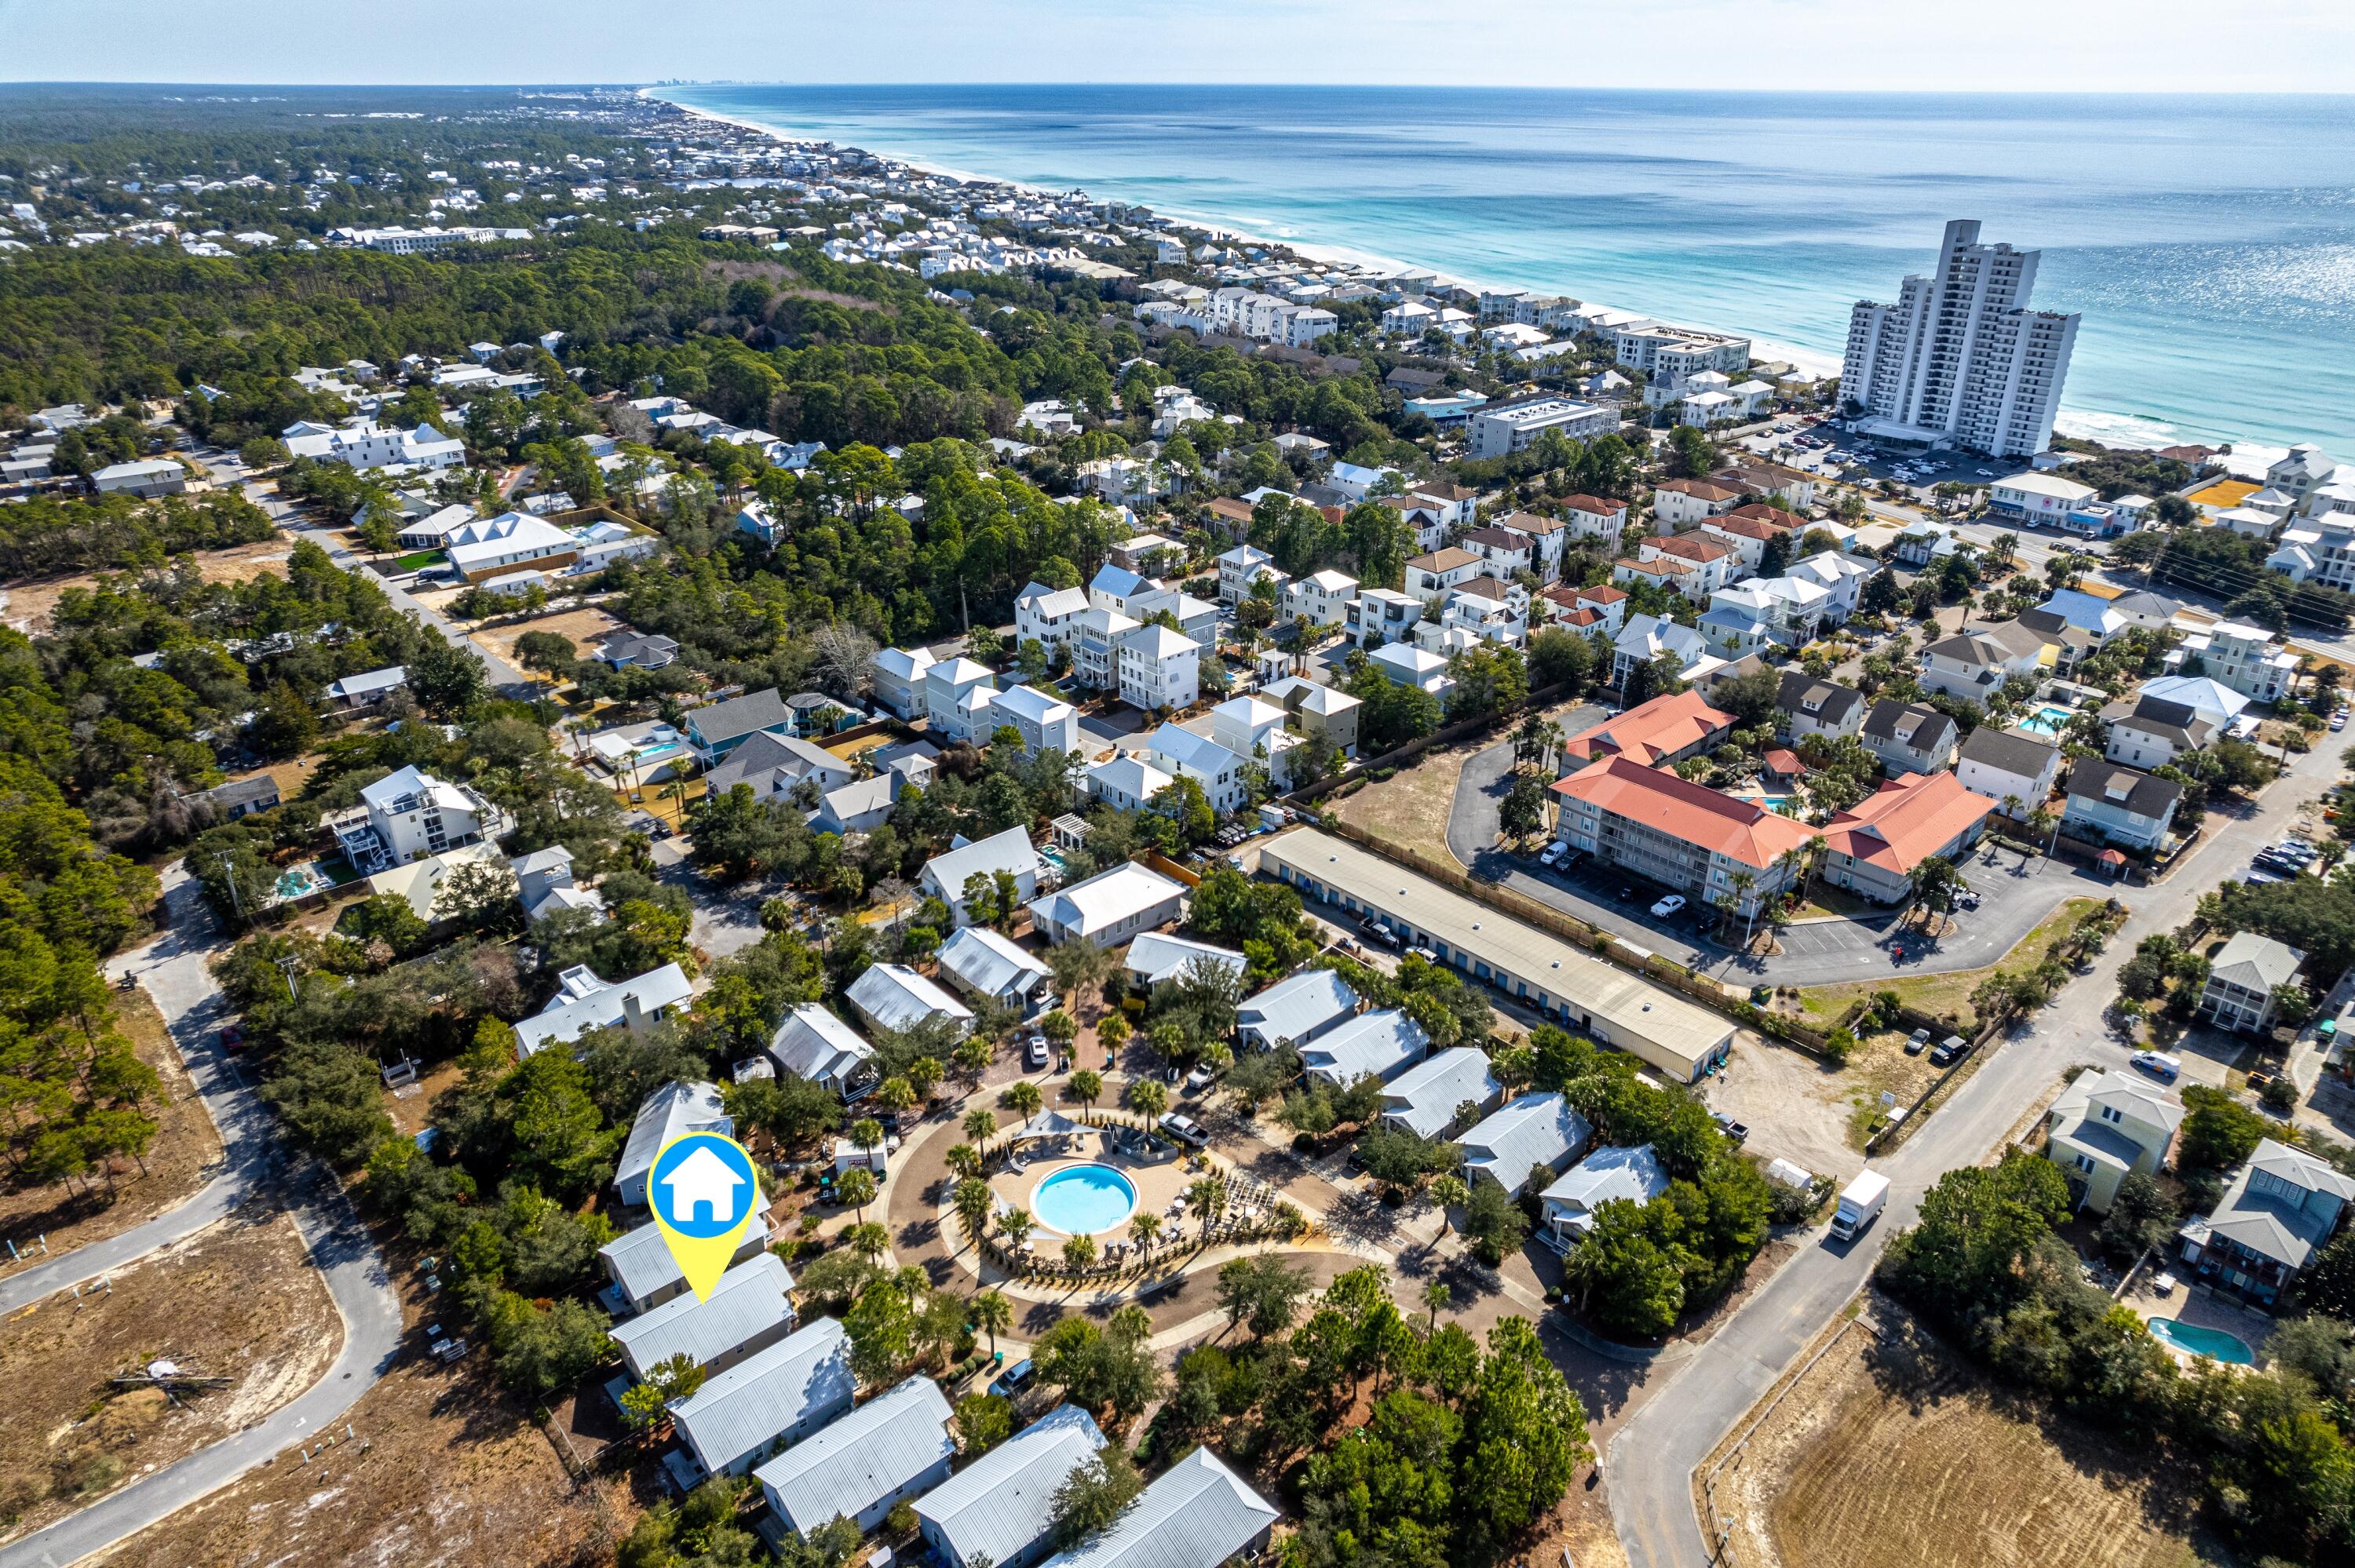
[1328,744,1476,866]
[1797,896,2104,1034]
[392,550,444,571]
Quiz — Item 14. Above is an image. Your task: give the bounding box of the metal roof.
[754,1374,955,1533]
[1235,968,1359,1049]
[615,1080,729,1202]
[610,1253,794,1377]
[768,1004,876,1085]
[937,925,1051,1001]
[1301,1008,1428,1087]
[1459,1093,1592,1195]
[847,964,974,1036]
[671,1318,855,1479]
[1378,1048,1499,1140]
[916,1404,1106,1568]
[601,1205,770,1309]
[1124,932,1246,988]
[922,826,1045,902]
[514,962,692,1059]
[1036,1446,1277,1568]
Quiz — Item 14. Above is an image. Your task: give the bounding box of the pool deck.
[2123,1274,2275,1366]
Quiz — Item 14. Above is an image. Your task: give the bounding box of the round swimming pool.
[1032,1164,1138,1235]
[2147,1317,2255,1365]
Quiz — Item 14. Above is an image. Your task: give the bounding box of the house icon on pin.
[659,1145,747,1227]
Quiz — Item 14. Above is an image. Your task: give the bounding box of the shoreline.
[648,88,2263,458]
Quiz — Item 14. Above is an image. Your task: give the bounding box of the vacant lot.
[1328,745,1473,864]
[0,539,294,633]
[0,990,223,1256]
[1711,1312,2204,1568]
[469,602,623,676]
[1797,896,2105,1033]
[90,1267,619,1568]
[0,1210,338,1544]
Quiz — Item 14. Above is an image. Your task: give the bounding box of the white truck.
[1829,1169,1889,1242]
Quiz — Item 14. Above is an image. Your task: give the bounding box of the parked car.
[988,1358,1035,1398]
[1904,1027,1931,1056]
[2130,1050,2182,1083]
[1024,1035,1050,1070]
[1613,886,1638,903]
[1711,1111,1751,1145]
[1159,1111,1210,1147]
[1408,946,1441,965]
[1651,893,1687,919]
[1539,841,1568,867]
[1185,1063,1219,1093]
[1929,1034,1970,1067]
[1361,920,1401,948]
[218,1023,248,1056]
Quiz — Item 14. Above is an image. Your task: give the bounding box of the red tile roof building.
[1817,771,1996,904]
[1560,690,1736,768]
[1550,755,1814,916]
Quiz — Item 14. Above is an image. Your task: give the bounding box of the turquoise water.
[1033,1164,1137,1234]
[2147,1317,2255,1365]
[660,86,2355,454]
[2015,704,2076,738]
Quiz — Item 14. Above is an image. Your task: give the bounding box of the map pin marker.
[649,1131,763,1303]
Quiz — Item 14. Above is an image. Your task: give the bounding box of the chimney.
[623,990,647,1034]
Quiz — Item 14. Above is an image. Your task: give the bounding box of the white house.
[345,764,502,868]
[514,962,693,1059]
[1301,1008,1429,1088]
[845,963,975,1038]
[1539,1144,1670,1250]
[1027,861,1187,947]
[1459,1092,1592,1196]
[612,1253,797,1380]
[1955,727,2062,819]
[754,1375,955,1536]
[667,1317,855,1483]
[765,1005,879,1099]
[614,1080,731,1209]
[937,924,1053,1011]
[870,646,939,720]
[1378,1047,1501,1140]
[1086,753,1178,814]
[1989,472,2099,524]
[919,826,1045,925]
[1119,623,1202,713]
[917,1404,1108,1568]
[1283,568,1359,628]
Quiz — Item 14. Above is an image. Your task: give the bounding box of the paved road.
[1444,721,2095,988]
[0,870,406,1568]
[237,476,531,693]
[1607,737,2343,1568]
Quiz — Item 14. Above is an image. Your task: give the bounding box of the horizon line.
[4,78,2355,99]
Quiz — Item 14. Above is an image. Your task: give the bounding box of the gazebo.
[2098,848,2129,880]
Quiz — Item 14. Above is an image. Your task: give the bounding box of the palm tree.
[962,1107,997,1154]
[1001,1081,1043,1121]
[1427,1174,1468,1238]
[1423,1276,1451,1329]
[1128,1078,1169,1127]
[998,1207,1035,1256]
[846,1221,890,1263]
[1535,717,1565,775]
[835,1166,878,1223]
[970,1289,1012,1356]
[952,1177,993,1247]
[876,1077,917,1120]
[1063,1234,1099,1270]
[1067,1069,1103,1116]
[1130,1212,1164,1252]
[946,1143,983,1182]
[851,1117,885,1166]
[1187,1177,1227,1238]
[1731,869,1759,945]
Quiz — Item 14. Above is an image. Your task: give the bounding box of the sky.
[4,0,2353,93]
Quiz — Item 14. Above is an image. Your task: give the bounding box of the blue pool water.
[2015,704,2077,738]
[1033,1165,1138,1235]
[2147,1318,2255,1365]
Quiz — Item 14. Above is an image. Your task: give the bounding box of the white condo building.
[1839,219,2079,460]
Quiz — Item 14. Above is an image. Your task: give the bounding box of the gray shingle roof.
[916,1404,1106,1568]
[2065,759,2183,818]
[1957,725,2058,779]
[672,1317,856,1479]
[754,1375,955,1533]
[692,687,795,746]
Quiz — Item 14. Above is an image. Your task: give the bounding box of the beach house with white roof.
[1118,622,1202,712]
[1378,1048,1501,1140]
[755,1375,957,1536]
[1027,861,1187,947]
[919,826,1046,925]
[1085,753,1178,814]
[600,1206,771,1318]
[514,962,694,1059]
[765,1004,879,1099]
[1015,581,1093,648]
[667,1317,856,1486]
[1301,1008,1429,1088]
[870,646,939,720]
[846,963,974,1039]
[614,1080,732,1209]
[1458,1093,1592,1196]
[1035,1446,1278,1568]
[922,657,999,744]
[1539,1144,1670,1250]
[917,1404,1108,1568]
[1123,932,1247,992]
[937,924,1053,1010]
[611,1253,797,1381]
[1236,969,1360,1052]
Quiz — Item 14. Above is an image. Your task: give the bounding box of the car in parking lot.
[1159,1111,1210,1147]
[1904,1027,1931,1056]
[1613,885,1638,903]
[1929,1034,1970,1067]
[1185,1062,1220,1093]
[1711,1111,1751,1145]
[988,1358,1035,1398]
[1024,1035,1051,1070]
[2130,1050,2182,1082]
[1539,841,1568,867]
[1408,946,1441,965]
[2334,709,2349,732]
[1361,920,1401,948]
[1651,893,1687,919]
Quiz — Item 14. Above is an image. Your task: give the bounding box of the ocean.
[657,84,2355,457]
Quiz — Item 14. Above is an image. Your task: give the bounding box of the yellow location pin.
[648,1131,763,1303]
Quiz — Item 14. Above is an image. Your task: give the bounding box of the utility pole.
[215,852,248,925]
[275,955,302,1003]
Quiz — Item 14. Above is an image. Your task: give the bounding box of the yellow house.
[2043,1070,2183,1213]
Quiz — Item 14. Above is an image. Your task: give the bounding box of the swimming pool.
[2147,1317,2255,1365]
[1032,1164,1138,1235]
[2014,703,2077,738]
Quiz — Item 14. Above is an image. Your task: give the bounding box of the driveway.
[0,870,405,1568]
[1606,722,2350,1568]
[1448,725,2097,987]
